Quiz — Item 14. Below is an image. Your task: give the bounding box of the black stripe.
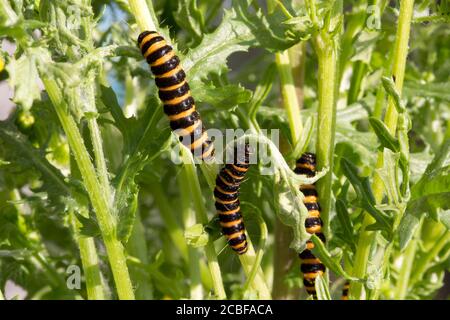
[191,139,212,153]
[141,36,165,56]
[177,122,205,147]
[228,234,247,246]
[305,202,320,211]
[155,69,186,88]
[300,187,318,197]
[215,200,240,212]
[151,56,180,76]
[342,289,349,296]
[215,176,239,193]
[163,97,194,116]
[158,82,190,101]
[169,111,199,130]
[294,167,315,176]
[297,153,316,166]
[303,278,316,287]
[316,232,326,243]
[299,248,316,260]
[137,31,156,45]
[301,263,325,273]
[305,217,323,228]
[218,212,242,223]
[146,45,172,64]
[214,188,239,202]
[220,168,240,184]
[222,223,245,235]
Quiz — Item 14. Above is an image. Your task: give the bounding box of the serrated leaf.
[74,212,101,238]
[369,117,400,152]
[335,199,357,252]
[174,0,206,43]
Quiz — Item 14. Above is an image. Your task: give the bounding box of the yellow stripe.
[201,143,215,159]
[155,64,182,78]
[306,225,322,233]
[215,198,238,205]
[306,242,315,250]
[175,120,201,137]
[296,162,315,171]
[159,80,186,91]
[150,50,175,67]
[231,241,247,250]
[308,210,321,218]
[139,33,159,49]
[225,168,244,180]
[303,271,323,280]
[218,207,240,215]
[144,40,167,58]
[227,231,245,240]
[190,132,208,150]
[164,92,191,105]
[231,164,247,172]
[167,107,195,121]
[220,219,242,228]
[300,184,315,190]
[303,195,318,203]
[218,174,235,187]
[215,185,235,195]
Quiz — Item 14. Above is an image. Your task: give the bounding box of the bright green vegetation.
[0,0,449,300]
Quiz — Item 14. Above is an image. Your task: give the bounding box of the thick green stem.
[350,0,415,300]
[42,78,135,300]
[314,35,339,236]
[394,236,418,299]
[129,0,157,31]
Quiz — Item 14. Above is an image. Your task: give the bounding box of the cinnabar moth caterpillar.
[295,152,326,299]
[137,31,214,160]
[213,144,250,254]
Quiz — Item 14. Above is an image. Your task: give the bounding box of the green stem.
[180,148,226,299]
[126,213,154,299]
[350,0,415,300]
[313,34,340,236]
[129,0,157,31]
[42,78,135,300]
[410,231,450,285]
[394,229,419,299]
[275,50,303,144]
[178,169,203,299]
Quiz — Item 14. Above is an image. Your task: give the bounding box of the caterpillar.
[295,152,326,299]
[342,281,350,300]
[213,144,250,255]
[137,31,214,160]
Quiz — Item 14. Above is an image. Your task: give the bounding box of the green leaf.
[398,140,450,249]
[340,158,393,234]
[369,117,400,152]
[335,199,357,252]
[375,148,402,208]
[185,223,209,248]
[6,48,50,110]
[310,235,360,281]
[174,0,206,43]
[74,212,101,238]
[190,80,252,109]
[403,81,450,101]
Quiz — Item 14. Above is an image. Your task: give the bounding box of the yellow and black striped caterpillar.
[341,281,350,300]
[213,144,250,255]
[137,31,214,160]
[295,152,326,299]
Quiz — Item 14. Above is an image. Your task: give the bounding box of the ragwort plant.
[0,0,449,300]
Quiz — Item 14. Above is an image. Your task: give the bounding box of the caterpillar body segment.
[137,31,214,160]
[213,144,251,255]
[296,152,326,299]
